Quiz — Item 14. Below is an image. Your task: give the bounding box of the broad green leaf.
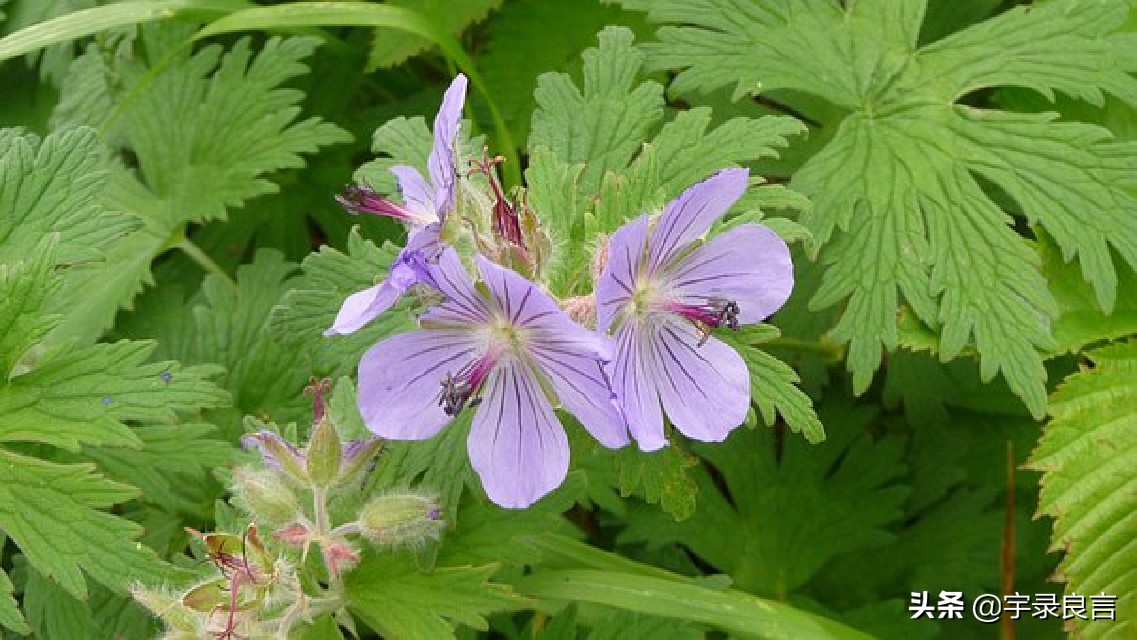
[619,0,1137,418]
[294,614,346,640]
[0,449,170,599]
[528,26,664,198]
[23,569,95,640]
[2,340,227,450]
[0,128,145,347]
[623,401,904,597]
[45,25,349,344]
[345,551,523,639]
[0,237,228,450]
[1043,231,1137,355]
[0,236,60,377]
[0,128,132,269]
[88,585,162,640]
[435,490,579,569]
[176,250,310,425]
[613,443,698,521]
[270,229,414,380]
[918,0,1001,44]
[1029,341,1137,639]
[577,422,701,521]
[120,29,351,225]
[479,0,649,142]
[367,0,501,71]
[84,423,233,509]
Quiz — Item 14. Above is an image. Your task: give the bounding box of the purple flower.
[357,248,628,508]
[596,168,793,451]
[325,74,468,336]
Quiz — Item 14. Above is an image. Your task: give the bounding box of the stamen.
[438,353,497,416]
[335,184,419,223]
[665,298,741,345]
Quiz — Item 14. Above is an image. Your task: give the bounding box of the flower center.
[438,350,499,416]
[663,297,741,345]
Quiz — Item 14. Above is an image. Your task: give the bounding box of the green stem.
[312,486,330,535]
[766,336,845,360]
[175,237,237,289]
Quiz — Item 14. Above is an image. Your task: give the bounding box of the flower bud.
[274,523,311,548]
[357,492,445,548]
[305,417,342,488]
[561,295,597,328]
[241,431,308,485]
[233,468,301,526]
[320,538,360,577]
[339,437,383,482]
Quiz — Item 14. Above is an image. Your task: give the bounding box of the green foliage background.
[0,0,1134,638]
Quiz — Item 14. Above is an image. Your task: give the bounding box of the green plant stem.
[767,336,845,361]
[175,236,236,288]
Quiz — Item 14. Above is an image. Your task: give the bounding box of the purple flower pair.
[328,76,794,508]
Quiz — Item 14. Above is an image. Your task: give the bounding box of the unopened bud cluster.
[134,379,444,639]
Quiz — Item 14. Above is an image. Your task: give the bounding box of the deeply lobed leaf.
[618,0,1137,417]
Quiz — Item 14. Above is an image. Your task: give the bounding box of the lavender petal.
[324,247,431,336]
[609,321,667,452]
[390,164,439,225]
[596,214,650,333]
[532,343,628,449]
[428,74,468,216]
[357,329,480,440]
[467,361,570,508]
[647,168,749,272]
[664,223,793,325]
[418,248,493,326]
[652,318,750,443]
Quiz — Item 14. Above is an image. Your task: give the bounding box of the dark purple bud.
[336,185,419,223]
